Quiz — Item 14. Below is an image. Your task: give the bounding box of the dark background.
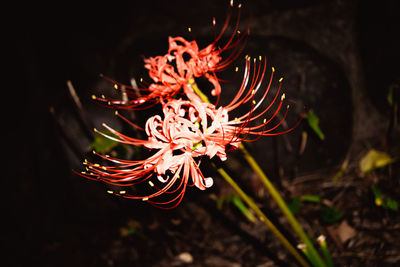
[8,0,400,266]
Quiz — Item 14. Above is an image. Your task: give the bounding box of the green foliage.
[318,236,334,267]
[289,195,321,216]
[288,197,302,215]
[90,129,132,158]
[120,219,145,239]
[386,198,399,211]
[290,195,342,225]
[359,149,393,174]
[332,158,349,182]
[90,129,119,154]
[289,194,321,215]
[332,169,344,182]
[306,110,325,140]
[321,205,342,224]
[301,194,321,203]
[217,194,257,222]
[371,185,398,211]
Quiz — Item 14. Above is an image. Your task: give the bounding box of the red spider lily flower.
[79,56,301,209]
[93,5,248,109]
[79,99,226,209]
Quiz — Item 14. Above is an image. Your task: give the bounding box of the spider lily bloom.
[79,57,300,208]
[79,99,229,209]
[93,5,248,109]
[148,6,248,102]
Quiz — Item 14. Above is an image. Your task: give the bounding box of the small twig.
[298,131,308,156]
[275,111,293,152]
[330,187,348,205]
[130,77,141,97]
[49,106,84,159]
[291,170,329,185]
[120,83,137,122]
[67,80,94,140]
[321,180,363,189]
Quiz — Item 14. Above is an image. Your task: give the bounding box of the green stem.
[190,79,209,103]
[215,165,310,267]
[318,236,334,267]
[239,144,326,267]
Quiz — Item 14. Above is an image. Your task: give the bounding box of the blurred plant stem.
[239,144,326,266]
[214,165,310,267]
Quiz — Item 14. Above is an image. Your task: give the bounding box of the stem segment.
[214,165,310,267]
[239,144,326,267]
[190,79,210,103]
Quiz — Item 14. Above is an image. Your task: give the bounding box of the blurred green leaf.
[372,185,398,211]
[90,129,119,154]
[371,185,383,205]
[306,110,325,140]
[120,219,145,239]
[385,197,399,211]
[230,195,257,222]
[288,196,320,215]
[218,194,256,222]
[332,168,344,182]
[216,196,225,210]
[360,149,393,174]
[321,205,342,224]
[301,195,321,203]
[288,197,302,215]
